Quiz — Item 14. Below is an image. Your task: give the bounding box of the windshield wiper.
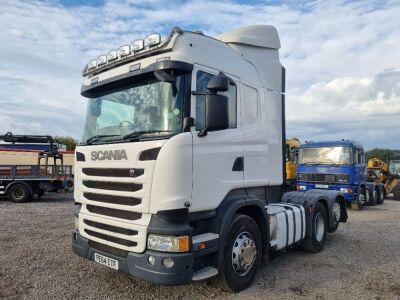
[86,134,120,144]
[304,162,321,165]
[122,130,175,141]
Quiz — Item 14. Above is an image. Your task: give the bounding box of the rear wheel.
[393,186,400,201]
[369,187,377,206]
[301,202,327,253]
[215,214,262,292]
[376,187,384,205]
[7,184,31,203]
[329,199,341,233]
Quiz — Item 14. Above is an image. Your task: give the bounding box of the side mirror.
[207,74,229,92]
[198,94,229,137]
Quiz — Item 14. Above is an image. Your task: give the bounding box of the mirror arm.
[198,128,208,137]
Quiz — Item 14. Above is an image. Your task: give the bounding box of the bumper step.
[192,267,218,281]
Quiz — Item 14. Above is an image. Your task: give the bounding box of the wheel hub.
[314,213,325,242]
[232,232,256,276]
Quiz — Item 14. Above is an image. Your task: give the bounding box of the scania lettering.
[72,26,348,292]
[91,150,128,161]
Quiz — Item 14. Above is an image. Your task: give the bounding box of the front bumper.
[297,183,357,201]
[72,231,193,285]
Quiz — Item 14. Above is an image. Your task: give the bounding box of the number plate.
[315,184,329,189]
[94,253,119,270]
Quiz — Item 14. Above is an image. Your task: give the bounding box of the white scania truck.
[72,25,348,292]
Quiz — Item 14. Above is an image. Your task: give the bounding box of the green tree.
[365,148,400,163]
[54,136,78,151]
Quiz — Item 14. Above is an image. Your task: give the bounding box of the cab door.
[190,65,243,212]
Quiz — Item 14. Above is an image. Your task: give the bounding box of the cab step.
[192,267,218,281]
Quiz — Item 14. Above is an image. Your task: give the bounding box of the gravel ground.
[1,194,400,300]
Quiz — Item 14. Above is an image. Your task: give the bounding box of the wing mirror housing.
[198,93,229,137]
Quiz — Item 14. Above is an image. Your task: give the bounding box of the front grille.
[298,173,349,184]
[85,229,137,247]
[84,219,138,235]
[82,180,142,192]
[82,168,144,178]
[89,240,128,258]
[87,205,142,220]
[84,192,141,206]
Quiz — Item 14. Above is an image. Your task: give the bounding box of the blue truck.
[296,140,385,210]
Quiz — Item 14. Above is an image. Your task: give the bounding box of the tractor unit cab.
[297,140,384,210]
[73,25,347,292]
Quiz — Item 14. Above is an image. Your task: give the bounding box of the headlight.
[131,39,144,51]
[340,188,353,193]
[144,33,161,47]
[147,234,189,252]
[87,59,97,70]
[118,45,131,57]
[297,185,307,191]
[97,55,107,66]
[74,216,79,230]
[107,50,118,61]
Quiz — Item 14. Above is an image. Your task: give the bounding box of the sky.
[0,0,399,149]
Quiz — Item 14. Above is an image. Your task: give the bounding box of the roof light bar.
[87,59,97,70]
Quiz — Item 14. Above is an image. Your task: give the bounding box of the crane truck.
[72,25,348,292]
[0,132,73,202]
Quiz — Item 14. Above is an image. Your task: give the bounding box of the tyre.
[329,198,341,233]
[376,186,384,205]
[370,187,377,206]
[7,184,31,203]
[215,214,262,292]
[301,202,328,253]
[393,186,400,201]
[351,188,367,211]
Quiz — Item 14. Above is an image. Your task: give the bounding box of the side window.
[359,151,364,164]
[195,70,237,130]
[353,149,359,164]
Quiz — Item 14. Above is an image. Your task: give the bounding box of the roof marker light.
[97,55,107,66]
[118,45,131,57]
[144,33,161,47]
[107,50,118,62]
[131,39,144,52]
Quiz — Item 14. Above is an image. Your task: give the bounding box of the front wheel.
[369,187,377,206]
[301,202,328,253]
[329,199,341,233]
[352,188,368,211]
[215,214,262,292]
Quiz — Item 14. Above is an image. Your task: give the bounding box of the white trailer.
[72,25,348,292]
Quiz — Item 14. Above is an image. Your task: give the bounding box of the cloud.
[0,0,399,148]
[286,69,400,148]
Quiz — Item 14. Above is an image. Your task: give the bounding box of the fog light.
[162,258,174,268]
[148,255,155,265]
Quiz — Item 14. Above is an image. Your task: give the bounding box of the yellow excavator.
[285,137,301,190]
[367,158,400,200]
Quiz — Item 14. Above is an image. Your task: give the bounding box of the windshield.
[390,161,400,176]
[298,146,353,164]
[82,72,186,144]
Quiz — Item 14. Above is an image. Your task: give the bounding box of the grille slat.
[299,173,349,184]
[87,204,142,221]
[84,219,138,235]
[84,229,137,247]
[82,168,144,178]
[89,240,128,258]
[83,180,142,192]
[84,192,141,206]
